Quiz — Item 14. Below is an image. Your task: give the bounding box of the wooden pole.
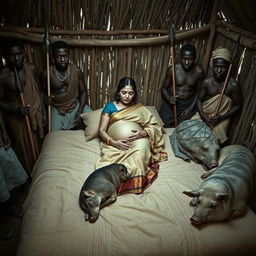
[46,51,51,133]
[168,25,177,127]
[44,22,51,133]
[14,68,37,162]
[213,35,240,117]
[0,24,211,47]
[213,63,232,116]
[202,0,219,73]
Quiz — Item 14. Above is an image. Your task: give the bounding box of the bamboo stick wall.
[0,0,256,155]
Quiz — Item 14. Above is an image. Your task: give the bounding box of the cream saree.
[192,94,232,143]
[96,103,167,194]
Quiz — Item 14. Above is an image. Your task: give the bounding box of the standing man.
[0,39,45,173]
[158,43,204,127]
[0,108,28,239]
[42,40,91,131]
[193,47,242,144]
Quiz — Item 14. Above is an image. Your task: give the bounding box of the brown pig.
[79,163,130,223]
[183,145,256,225]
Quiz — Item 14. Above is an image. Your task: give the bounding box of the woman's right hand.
[112,139,131,151]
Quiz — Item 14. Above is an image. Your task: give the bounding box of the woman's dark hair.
[115,77,137,102]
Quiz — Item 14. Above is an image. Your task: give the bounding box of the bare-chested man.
[158,44,204,127]
[194,47,242,144]
[0,39,45,173]
[42,40,91,131]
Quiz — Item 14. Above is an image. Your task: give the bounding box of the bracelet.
[106,137,113,145]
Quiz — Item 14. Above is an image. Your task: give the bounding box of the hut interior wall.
[0,0,256,155]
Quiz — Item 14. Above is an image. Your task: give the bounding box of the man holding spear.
[0,39,45,173]
[159,43,204,128]
[42,40,91,131]
[194,46,242,144]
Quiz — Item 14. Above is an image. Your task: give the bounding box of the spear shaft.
[168,25,177,127]
[213,35,240,117]
[14,68,37,162]
[44,21,51,133]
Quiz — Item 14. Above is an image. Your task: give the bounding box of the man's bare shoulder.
[202,76,214,87]
[229,77,239,85]
[228,77,240,93]
[194,64,204,74]
[26,63,37,71]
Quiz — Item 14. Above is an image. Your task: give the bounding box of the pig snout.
[206,160,218,169]
[190,215,205,225]
[86,207,100,223]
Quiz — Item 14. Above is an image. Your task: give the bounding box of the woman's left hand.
[127,129,147,142]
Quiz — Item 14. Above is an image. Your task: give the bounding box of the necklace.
[54,66,70,82]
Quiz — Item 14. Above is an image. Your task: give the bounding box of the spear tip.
[168,24,176,47]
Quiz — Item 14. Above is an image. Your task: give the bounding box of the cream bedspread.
[17,129,256,256]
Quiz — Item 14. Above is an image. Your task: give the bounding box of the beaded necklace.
[54,66,70,82]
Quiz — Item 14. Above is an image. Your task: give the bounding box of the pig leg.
[100,192,118,209]
[201,169,216,180]
[228,204,248,221]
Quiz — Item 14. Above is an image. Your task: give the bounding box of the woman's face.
[118,85,135,105]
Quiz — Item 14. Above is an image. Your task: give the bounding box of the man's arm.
[196,79,211,125]
[191,67,204,110]
[161,68,173,102]
[0,108,11,149]
[74,67,88,124]
[218,79,242,121]
[0,73,18,115]
[32,65,47,125]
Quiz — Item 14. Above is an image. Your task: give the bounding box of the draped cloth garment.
[0,147,28,202]
[192,94,232,144]
[50,64,91,131]
[5,63,44,173]
[159,95,196,128]
[96,103,167,194]
[51,64,79,115]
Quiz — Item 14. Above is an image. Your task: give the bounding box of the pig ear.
[216,193,229,201]
[83,190,95,197]
[183,190,200,198]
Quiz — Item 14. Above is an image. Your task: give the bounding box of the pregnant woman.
[96,77,167,194]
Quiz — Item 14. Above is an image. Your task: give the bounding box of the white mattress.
[17,129,256,256]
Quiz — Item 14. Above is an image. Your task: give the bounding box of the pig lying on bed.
[183,145,256,225]
[170,120,220,170]
[79,163,130,223]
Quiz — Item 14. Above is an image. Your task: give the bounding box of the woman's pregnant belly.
[108,120,143,140]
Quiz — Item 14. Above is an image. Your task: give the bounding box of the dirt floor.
[0,181,30,256]
[0,215,22,256]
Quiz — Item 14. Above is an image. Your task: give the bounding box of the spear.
[213,34,241,117]
[168,24,177,127]
[43,21,51,133]
[14,67,37,162]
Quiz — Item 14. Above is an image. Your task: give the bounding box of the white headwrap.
[210,47,231,66]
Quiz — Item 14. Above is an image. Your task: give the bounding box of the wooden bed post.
[202,0,219,74]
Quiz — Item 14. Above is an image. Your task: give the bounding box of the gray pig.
[183,145,256,225]
[170,120,220,169]
[79,163,130,223]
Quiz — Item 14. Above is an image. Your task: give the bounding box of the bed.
[17,123,256,256]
